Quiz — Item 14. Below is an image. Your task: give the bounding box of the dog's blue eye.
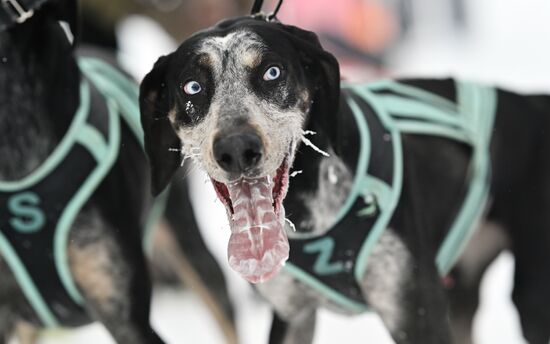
[263,66,281,81]
[183,81,202,95]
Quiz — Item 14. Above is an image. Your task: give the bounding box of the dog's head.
[140,16,339,283]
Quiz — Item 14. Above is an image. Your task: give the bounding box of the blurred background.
[27,0,550,343]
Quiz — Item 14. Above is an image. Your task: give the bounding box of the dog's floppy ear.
[279,24,340,139]
[140,54,182,196]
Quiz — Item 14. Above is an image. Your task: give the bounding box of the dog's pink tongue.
[226,177,289,283]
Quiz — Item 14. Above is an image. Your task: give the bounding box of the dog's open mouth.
[212,158,290,283]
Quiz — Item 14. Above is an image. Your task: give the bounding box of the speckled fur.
[172,30,308,183]
[298,150,353,235]
[361,229,412,334]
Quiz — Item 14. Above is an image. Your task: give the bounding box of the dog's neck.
[0,18,79,180]
[285,93,361,234]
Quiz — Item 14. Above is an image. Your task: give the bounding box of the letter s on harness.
[8,192,45,233]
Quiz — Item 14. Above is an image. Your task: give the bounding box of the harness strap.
[0,82,90,192]
[435,82,496,274]
[0,78,116,326]
[78,57,169,255]
[355,80,497,275]
[0,57,169,327]
[332,93,371,225]
[54,89,121,308]
[368,79,458,113]
[282,79,496,313]
[341,80,497,279]
[0,81,93,327]
[344,84,404,283]
[78,58,143,145]
[76,55,173,291]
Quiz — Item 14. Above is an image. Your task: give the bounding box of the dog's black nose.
[213,132,263,173]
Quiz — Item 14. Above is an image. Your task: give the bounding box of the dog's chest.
[298,153,354,233]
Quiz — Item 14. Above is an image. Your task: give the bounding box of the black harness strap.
[0,146,94,326]
[287,90,393,309]
[0,79,112,327]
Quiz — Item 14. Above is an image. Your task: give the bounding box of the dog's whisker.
[178,143,205,171]
[290,170,303,178]
[302,130,317,136]
[301,135,330,157]
[285,218,297,232]
[166,146,192,167]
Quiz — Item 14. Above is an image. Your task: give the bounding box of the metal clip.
[3,0,34,24]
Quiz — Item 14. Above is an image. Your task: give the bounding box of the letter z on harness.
[283,80,497,312]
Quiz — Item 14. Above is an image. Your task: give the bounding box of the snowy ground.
[21,0,550,343]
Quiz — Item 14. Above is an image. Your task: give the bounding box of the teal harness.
[0,57,165,327]
[283,80,497,312]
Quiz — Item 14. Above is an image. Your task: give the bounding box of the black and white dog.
[140,13,550,344]
[0,1,235,343]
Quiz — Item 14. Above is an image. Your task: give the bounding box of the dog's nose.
[213,132,263,173]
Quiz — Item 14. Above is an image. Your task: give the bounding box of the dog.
[0,1,237,343]
[140,12,550,344]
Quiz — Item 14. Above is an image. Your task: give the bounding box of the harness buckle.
[2,0,34,24]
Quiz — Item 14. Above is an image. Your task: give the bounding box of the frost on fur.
[301,130,330,157]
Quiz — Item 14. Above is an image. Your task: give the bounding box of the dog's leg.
[152,220,238,344]
[160,176,237,344]
[0,299,11,344]
[360,229,453,344]
[447,221,509,344]
[13,321,38,344]
[68,209,164,344]
[0,308,11,344]
[511,229,550,344]
[268,310,316,344]
[257,272,319,344]
[0,259,35,344]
